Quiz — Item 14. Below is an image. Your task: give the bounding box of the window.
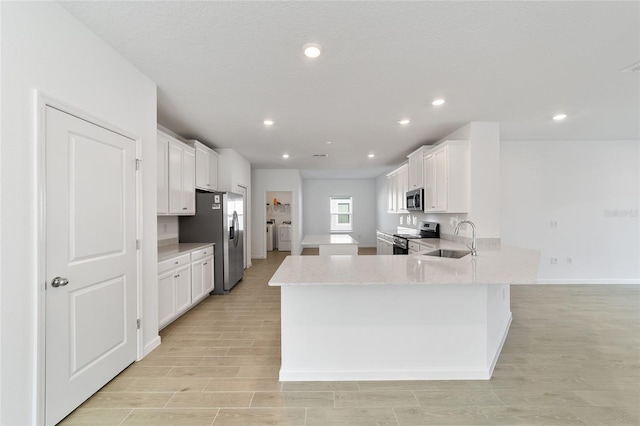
[330,196,353,232]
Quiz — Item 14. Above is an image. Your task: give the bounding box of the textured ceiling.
[61,1,639,178]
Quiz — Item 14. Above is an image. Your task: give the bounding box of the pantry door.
[45,106,138,425]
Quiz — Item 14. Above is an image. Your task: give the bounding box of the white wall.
[0,2,158,424]
[303,179,377,247]
[157,216,179,241]
[467,123,501,238]
[501,140,640,283]
[252,170,303,258]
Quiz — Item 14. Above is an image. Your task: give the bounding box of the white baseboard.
[536,279,640,285]
[142,335,161,358]
[279,367,492,381]
[488,313,512,377]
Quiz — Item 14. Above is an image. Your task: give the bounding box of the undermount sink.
[424,249,471,259]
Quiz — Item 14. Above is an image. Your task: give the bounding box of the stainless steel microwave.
[406,188,424,211]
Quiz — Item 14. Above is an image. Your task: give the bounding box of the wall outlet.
[550,257,558,264]
[566,257,572,265]
[550,220,558,228]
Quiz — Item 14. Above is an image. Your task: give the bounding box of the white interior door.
[45,106,137,425]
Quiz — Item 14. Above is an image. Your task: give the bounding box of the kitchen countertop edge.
[269,241,540,287]
[158,242,215,262]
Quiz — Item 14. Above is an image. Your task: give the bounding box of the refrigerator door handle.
[232,211,239,247]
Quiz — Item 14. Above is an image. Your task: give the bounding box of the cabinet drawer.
[376,232,393,243]
[191,245,214,262]
[408,241,422,252]
[417,241,436,250]
[158,253,190,274]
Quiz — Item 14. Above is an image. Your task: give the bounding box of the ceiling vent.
[621,61,640,72]
[312,154,329,158]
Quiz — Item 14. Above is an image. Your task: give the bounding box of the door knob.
[51,277,69,288]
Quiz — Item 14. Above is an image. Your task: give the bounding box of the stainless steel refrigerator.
[179,191,244,294]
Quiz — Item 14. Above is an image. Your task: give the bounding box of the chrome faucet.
[454,220,477,256]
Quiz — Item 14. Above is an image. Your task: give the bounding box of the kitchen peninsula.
[269,241,539,381]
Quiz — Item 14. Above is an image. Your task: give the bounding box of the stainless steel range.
[393,221,440,255]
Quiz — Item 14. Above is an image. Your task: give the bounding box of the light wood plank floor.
[62,251,639,425]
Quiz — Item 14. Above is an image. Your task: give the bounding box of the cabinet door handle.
[183,207,188,210]
[174,261,179,264]
[203,262,207,266]
[174,274,180,278]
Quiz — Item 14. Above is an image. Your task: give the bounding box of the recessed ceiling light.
[264,119,275,126]
[367,154,375,158]
[398,119,410,125]
[432,98,446,106]
[282,154,289,159]
[303,43,322,58]
[553,114,567,121]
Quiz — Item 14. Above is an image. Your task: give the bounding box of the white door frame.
[34,91,143,424]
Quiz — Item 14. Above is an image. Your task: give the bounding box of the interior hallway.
[61,251,639,425]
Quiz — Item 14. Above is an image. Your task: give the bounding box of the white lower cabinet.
[191,246,215,303]
[175,265,192,316]
[158,253,191,329]
[408,241,421,255]
[376,231,394,255]
[158,244,214,330]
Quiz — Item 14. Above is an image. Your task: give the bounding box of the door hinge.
[136,239,140,250]
[137,319,141,329]
[135,158,141,171]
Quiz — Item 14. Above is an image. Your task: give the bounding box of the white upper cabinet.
[188,139,218,192]
[181,146,195,213]
[157,134,169,214]
[423,140,469,213]
[158,130,195,215]
[386,163,408,213]
[396,164,409,212]
[407,146,428,190]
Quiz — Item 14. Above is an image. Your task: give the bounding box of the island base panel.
[279,284,511,381]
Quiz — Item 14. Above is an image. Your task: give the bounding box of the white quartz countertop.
[269,239,540,286]
[301,234,359,246]
[158,243,215,262]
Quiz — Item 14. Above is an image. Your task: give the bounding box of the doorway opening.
[266,191,292,253]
